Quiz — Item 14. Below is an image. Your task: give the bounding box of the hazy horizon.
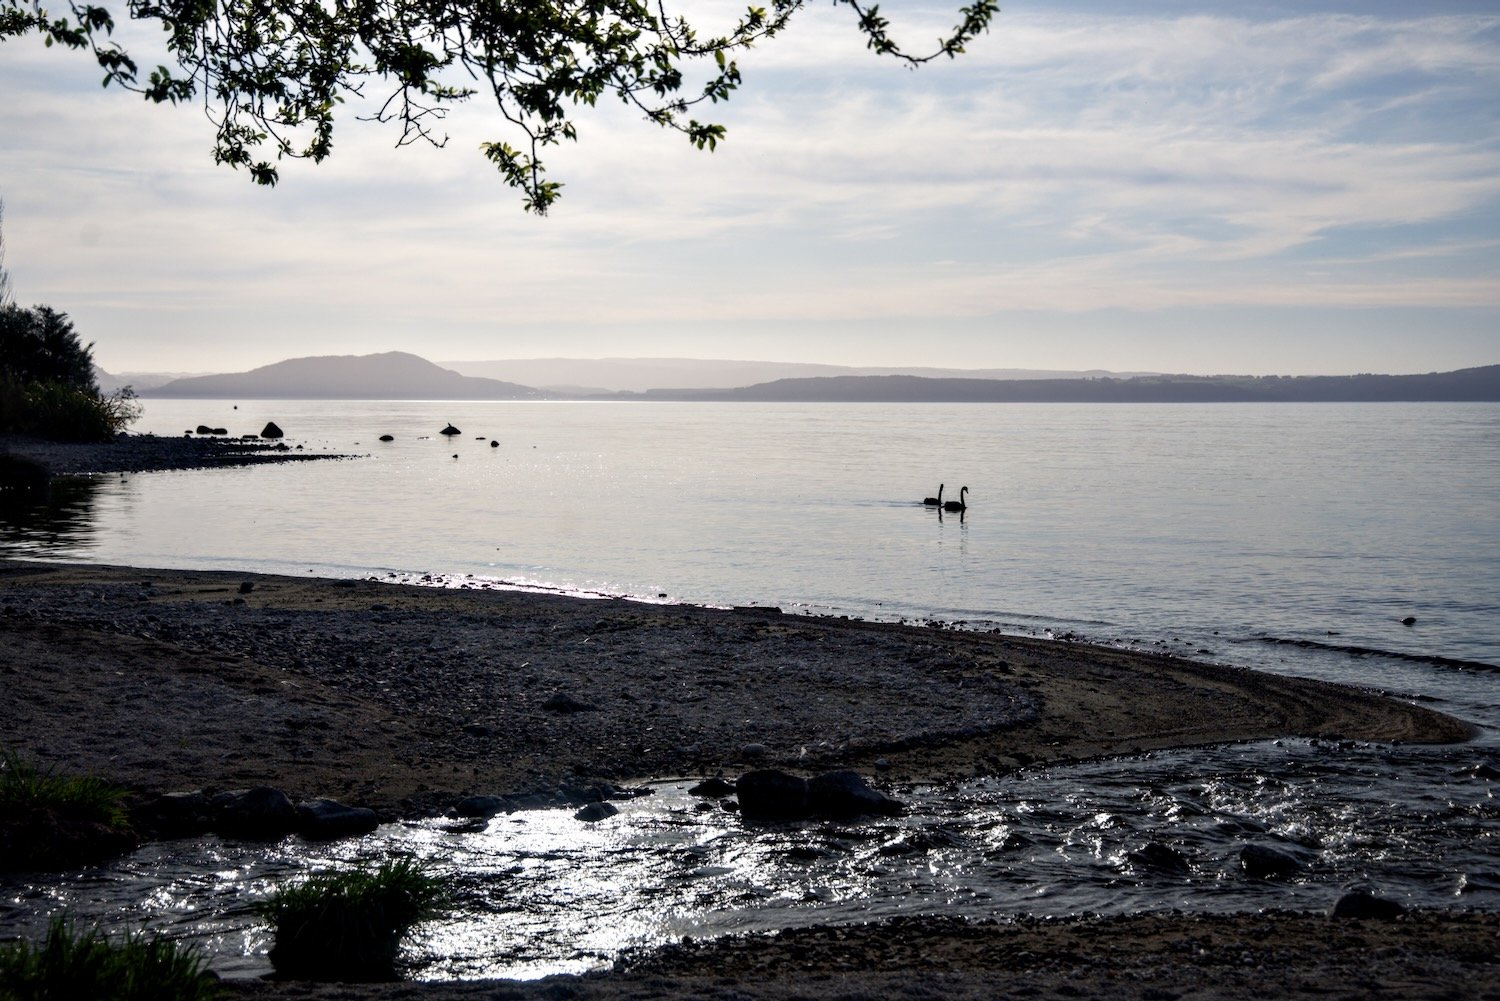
[4,0,1497,376]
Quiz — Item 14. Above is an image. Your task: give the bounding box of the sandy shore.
[0,561,1470,815]
[1,559,1490,998]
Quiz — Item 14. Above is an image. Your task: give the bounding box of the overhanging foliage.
[2,0,997,211]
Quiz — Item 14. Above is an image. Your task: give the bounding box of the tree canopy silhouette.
[2,0,997,211]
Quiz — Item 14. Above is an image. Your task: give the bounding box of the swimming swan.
[923,484,944,506]
[942,486,968,512]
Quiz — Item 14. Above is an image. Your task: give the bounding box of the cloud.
[1,3,1497,370]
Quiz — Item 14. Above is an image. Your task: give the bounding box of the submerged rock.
[1129,841,1192,875]
[1239,843,1306,879]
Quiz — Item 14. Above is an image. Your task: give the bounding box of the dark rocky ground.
[0,431,351,476]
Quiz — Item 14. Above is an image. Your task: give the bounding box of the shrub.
[0,749,137,871]
[0,917,220,1001]
[257,857,446,981]
[0,374,140,442]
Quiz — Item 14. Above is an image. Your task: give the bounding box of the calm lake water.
[7,399,1499,674]
[2,399,1497,979]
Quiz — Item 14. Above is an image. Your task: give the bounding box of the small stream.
[3,697,1496,981]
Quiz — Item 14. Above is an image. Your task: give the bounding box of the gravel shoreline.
[0,431,353,475]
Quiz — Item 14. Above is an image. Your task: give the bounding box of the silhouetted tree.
[0,0,996,212]
[0,304,99,394]
[0,198,11,306]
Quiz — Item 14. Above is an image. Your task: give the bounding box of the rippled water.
[2,400,1497,978]
[4,730,1497,981]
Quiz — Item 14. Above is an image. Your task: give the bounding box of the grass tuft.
[0,917,220,1001]
[257,857,446,981]
[0,749,136,871]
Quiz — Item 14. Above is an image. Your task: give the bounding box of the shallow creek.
[3,726,1497,981]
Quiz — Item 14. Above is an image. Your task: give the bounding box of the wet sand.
[0,561,1470,815]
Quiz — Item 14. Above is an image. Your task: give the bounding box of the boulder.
[1330,891,1406,920]
[736,769,809,821]
[260,421,284,439]
[1129,841,1192,875]
[453,795,509,819]
[688,777,737,798]
[130,791,214,840]
[212,787,298,840]
[195,425,213,434]
[1239,843,1306,879]
[736,769,905,822]
[296,799,379,840]
[574,802,619,823]
[806,770,906,820]
[379,435,394,442]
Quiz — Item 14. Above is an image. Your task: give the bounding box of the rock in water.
[1331,891,1406,919]
[736,769,809,821]
[260,421,284,439]
[1239,843,1305,879]
[212,787,298,840]
[1128,841,1192,875]
[296,799,379,840]
[737,769,905,822]
[574,802,619,823]
[806,770,906,819]
[440,423,461,436]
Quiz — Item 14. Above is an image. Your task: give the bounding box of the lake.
[6,399,1499,678]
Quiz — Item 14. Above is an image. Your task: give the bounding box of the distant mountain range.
[141,352,548,400]
[440,357,1155,395]
[621,366,1500,403]
[121,352,1500,403]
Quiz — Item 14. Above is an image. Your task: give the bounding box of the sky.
[1,0,1497,377]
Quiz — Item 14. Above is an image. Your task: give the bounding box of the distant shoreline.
[121,350,1500,403]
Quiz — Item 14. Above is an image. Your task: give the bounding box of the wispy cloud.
[0,3,1496,371]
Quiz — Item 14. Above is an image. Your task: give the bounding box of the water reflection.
[0,474,104,558]
[2,735,1496,983]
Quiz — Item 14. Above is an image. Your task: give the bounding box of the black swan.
[923,484,944,506]
[942,486,968,512]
